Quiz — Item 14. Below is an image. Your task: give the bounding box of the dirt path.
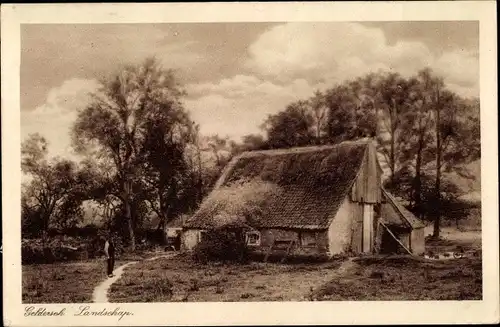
[336,257,357,274]
[303,258,357,298]
[92,253,177,303]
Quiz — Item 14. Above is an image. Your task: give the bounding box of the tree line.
[22,58,480,249]
[255,68,480,237]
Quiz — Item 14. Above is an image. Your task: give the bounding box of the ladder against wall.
[379,220,412,255]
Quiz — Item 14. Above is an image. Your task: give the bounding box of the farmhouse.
[182,138,425,257]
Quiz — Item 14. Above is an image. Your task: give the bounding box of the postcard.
[2,1,498,326]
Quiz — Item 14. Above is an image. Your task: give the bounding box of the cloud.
[433,49,479,98]
[22,22,479,160]
[185,22,478,143]
[184,75,319,139]
[246,22,478,97]
[21,78,100,159]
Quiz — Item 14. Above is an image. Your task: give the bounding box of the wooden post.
[281,240,295,263]
[264,240,275,263]
[363,204,374,252]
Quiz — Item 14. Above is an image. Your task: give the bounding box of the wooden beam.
[380,221,412,255]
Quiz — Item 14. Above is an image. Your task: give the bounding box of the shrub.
[192,227,250,263]
[147,277,173,300]
[21,234,119,264]
[368,270,385,279]
[188,279,200,292]
[240,292,254,299]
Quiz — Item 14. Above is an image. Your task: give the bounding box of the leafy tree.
[230,134,268,155]
[396,69,438,218]
[206,135,232,168]
[309,90,328,141]
[374,72,417,184]
[263,100,315,149]
[323,79,377,143]
[386,68,480,235]
[21,134,85,235]
[72,58,190,250]
[21,192,43,238]
[140,115,193,241]
[429,87,480,237]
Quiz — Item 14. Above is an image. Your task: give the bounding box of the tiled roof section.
[381,189,425,229]
[185,140,371,230]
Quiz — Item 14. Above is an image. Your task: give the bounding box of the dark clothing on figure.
[104,240,115,276]
[107,257,115,276]
[174,235,181,251]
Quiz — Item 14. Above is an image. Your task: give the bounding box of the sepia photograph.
[2,2,498,326]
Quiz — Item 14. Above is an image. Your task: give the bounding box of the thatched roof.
[185,139,371,230]
[184,179,283,229]
[166,215,185,228]
[381,189,425,229]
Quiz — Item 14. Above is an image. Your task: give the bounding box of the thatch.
[166,215,186,228]
[184,179,282,229]
[186,140,370,230]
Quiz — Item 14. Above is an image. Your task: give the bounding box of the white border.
[2,2,499,326]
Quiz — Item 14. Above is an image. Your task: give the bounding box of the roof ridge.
[213,153,245,189]
[240,138,373,158]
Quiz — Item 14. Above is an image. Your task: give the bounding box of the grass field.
[22,228,482,303]
[313,255,482,301]
[109,255,346,302]
[22,258,127,303]
[109,254,481,302]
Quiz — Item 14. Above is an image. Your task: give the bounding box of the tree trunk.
[414,134,423,219]
[124,199,136,251]
[316,120,321,142]
[41,208,49,233]
[433,89,442,239]
[163,207,172,245]
[433,164,441,238]
[158,197,170,246]
[389,102,397,185]
[156,215,166,245]
[390,134,395,184]
[41,207,49,245]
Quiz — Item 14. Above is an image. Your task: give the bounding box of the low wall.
[259,228,329,256]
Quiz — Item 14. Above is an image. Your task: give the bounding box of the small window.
[245,231,261,246]
[300,232,317,247]
[198,230,207,243]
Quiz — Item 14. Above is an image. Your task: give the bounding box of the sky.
[21,21,479,159]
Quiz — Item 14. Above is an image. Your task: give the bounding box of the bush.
[22,238,84,264]
[192,227,250,263]
[21,234,116,264]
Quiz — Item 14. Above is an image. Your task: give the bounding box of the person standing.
[104,234,115,278]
